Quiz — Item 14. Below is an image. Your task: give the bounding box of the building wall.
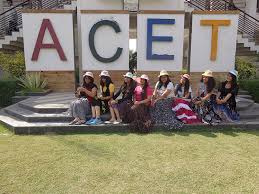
[245,0,259,20]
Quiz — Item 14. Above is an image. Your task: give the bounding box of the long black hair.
[229,73,237,87]
[141,79,149,100]
[121,78,136,94]
[100,76,113,87]
[83,75,94,88]
[156,75,171,89]
[206,77,216,93]
[175,77,190,97]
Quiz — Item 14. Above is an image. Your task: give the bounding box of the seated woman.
[172,74,201,124]
[150,70,183,129]
[69,72,97,125]
[125,74,153,133]
[105,72,137,124]
[214,70,240,122]
[196,76,206,98]
[99,70,115,114]
[192,70,220,125]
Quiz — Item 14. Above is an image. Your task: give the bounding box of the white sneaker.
[105,120,115,124]
[113,120,122,125]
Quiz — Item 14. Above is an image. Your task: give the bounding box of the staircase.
[0,0,76,54]
[187,0,259,57]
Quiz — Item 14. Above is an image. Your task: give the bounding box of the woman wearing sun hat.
[98,70,115,115]
[105,72,137,124]
[172,74,201,124]
[150,70,183,130]
[213,70,240,122]
[192,70,221,125]
[69,72,98,125]
[174,74,192,99]
[124,74,153,133]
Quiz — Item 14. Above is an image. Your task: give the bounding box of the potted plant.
[15,72,52,96]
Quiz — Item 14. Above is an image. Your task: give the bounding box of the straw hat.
[229,70,238,78]
[123,72,134,79]
[158,70,169,77]
[140,74,149,81]
[83,72,94,79]
[182,74,190,80]
[202,70,213,77]
[99,70,110,77]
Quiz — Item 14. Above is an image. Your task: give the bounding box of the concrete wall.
[139,0,184,11]
[245,0,259,20]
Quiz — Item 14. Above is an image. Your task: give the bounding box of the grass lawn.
[0,125,259,194]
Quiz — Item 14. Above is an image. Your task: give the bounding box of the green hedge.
[0,79,17,107]
[239,79,259,103]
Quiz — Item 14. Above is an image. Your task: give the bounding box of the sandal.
[69,119,79,125]
[74,120,86,125]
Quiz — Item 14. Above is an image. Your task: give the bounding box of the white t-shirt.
[155,81,175,98]
[175,84,192,98]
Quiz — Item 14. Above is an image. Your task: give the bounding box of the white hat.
[99,70,110,77]
[140,74,149,81]
[158,70,169,77]
[123,72,133,79]
[83,72,94,79]
[202,70,213,77]
[229,70,238,78]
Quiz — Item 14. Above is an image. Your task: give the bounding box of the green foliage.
[0,51,25,78]
[236,58,256,80]
[16,73,48,93]
[0,79,17,107]
[239,79,259,103]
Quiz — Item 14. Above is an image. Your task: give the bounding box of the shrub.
[239,79,259,103]
[16,73,48,93]
[0,79,17,107]
[236,58,256,80]
[0,51,25,78]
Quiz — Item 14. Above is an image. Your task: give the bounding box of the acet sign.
[22,9,239,73]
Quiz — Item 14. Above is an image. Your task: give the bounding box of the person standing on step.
[213,70,240,122]
[172,74,201,124]
[150,70,183,130]
[125,74,153,133]
[105,72,137,125]
[192,70,221,125]
[98,70,115,114]
[69,72,97,125]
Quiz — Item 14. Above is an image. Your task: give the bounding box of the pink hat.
[140,74,149,81]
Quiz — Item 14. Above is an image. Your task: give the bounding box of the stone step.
[238,90,250,95]
[18,101,68,114]
[239,103,259,120]
[236,97,255,111]
[1,109,259,135]
[237,94,253,100]
[4,104,73,123]
[4,103,111,123]
[236,51,258,56]
[236,47,253,52]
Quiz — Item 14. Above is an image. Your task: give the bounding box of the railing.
[187,0,259,44]
[0,0,72,39]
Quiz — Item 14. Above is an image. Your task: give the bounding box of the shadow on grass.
[45,127,259,138]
